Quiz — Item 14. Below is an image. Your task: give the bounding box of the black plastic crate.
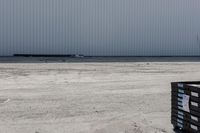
[171,81,200,133]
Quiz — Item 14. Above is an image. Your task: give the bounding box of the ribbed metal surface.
[0,0,200,56]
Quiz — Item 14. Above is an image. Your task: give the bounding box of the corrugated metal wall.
[0,0,200,56]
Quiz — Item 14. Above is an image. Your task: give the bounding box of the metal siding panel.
[0,0,200,56]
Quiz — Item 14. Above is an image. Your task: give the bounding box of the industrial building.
[0,0,200,56]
